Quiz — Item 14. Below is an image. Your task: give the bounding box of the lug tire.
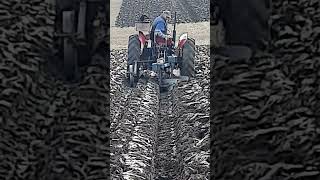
[181,38,196,77]
[127,34,141,86]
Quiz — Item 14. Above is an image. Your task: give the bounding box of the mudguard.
[138,31,146,51]
[178,33,188,48]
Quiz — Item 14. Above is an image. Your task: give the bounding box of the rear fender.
[178,33,188,48]
[138,31,146,53]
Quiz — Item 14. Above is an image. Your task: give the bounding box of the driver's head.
[161,11,171,22]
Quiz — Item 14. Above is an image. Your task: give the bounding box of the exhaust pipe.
[173,12,176,46]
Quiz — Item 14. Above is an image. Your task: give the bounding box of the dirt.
[110,0,122,27]
[0,0,109,179]
[211,0,320,179]
[110,45,210,179]
[115,0,209,27]
[110,0,210,178]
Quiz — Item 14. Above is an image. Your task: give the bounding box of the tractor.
[53,0,107,81]
[127,12,196,91]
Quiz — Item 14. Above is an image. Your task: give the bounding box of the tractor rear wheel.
[181,38,196,77]
[127,34,141,87]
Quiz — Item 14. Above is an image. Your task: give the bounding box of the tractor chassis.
[127,49,190,91]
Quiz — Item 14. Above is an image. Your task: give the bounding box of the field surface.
[110,0,210,179]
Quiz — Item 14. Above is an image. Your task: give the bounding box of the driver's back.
[150,16,167,42]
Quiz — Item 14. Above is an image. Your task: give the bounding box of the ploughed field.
[0,0,109,179]
[211,0,320,179]
[110,0,210,179]
[110,46,210,179]
[115,0,210,27]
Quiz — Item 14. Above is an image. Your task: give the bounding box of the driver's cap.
[162,11,171,19]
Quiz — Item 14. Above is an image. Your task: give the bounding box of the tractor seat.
[154,36,173,46]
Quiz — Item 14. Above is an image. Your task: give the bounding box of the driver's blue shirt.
[152,16,167,37]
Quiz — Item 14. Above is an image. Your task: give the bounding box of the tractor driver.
[150,11,172,44]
